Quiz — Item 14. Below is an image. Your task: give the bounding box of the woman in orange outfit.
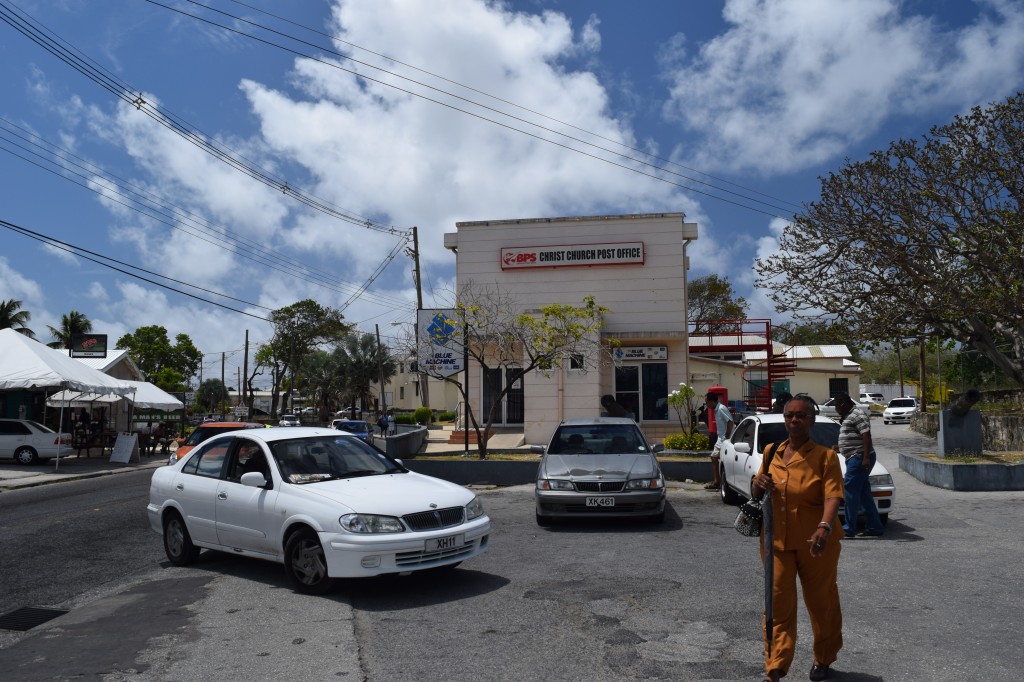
[751,395,845,682]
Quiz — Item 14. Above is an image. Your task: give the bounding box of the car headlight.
[465,496,485,520]
[625,477,664,490]
[869,474,893,486]
[537,479,574,491]
[339,513,405,533]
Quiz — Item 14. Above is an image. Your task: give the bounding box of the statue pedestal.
[937,409,982,458]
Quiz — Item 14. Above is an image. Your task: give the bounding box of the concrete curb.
[899,452,1024,491]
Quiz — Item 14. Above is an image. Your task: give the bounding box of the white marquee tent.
[0,328,134,396]
[46,380,183,411]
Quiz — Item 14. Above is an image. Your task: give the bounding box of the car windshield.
[337,420,368,433]
[547,424,647,454]
[270,436,403,483]
[756,422,841,452]
[889,399,916,408]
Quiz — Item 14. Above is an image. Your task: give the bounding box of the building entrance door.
[482,368,524,425]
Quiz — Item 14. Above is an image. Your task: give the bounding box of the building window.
[399,386,405,400]
[828,378,850,398]
[568,353,585,371]
[414,381,420,397]
[614,363,668,421]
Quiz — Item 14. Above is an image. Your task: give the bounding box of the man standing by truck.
[704,392,734,490]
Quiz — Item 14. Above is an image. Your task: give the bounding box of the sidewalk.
[0,450,167,491]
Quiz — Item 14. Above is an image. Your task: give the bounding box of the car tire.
[535,512,554,527]
[13,446,39,465]
[720,468,739,505]
[284,528,334,595]
[163,512,201,566]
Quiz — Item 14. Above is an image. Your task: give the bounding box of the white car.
[883,398,919,424]
[0,418,72,465]
[279,414,300,427]
[147,427,490,593]
[859,392,885,406]
[718,413,895,524]
[819,397,871,419]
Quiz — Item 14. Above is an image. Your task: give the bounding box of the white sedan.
[818,397,870,419]
[0,418,72,465]
[148,427,491,594]
[718,413,895,523]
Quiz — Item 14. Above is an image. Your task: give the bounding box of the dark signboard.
[70,333,108,358]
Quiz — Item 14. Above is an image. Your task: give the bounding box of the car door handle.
[217,492,227,500]
[175,483,184,491]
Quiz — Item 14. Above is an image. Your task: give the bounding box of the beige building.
[444,213,698,446]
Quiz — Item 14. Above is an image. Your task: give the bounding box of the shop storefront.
[444,213,698,445]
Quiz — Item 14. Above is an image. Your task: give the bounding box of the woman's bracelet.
[817,522,832,534]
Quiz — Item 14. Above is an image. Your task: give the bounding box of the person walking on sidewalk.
[834,393,885,537]
[704,392,734,490]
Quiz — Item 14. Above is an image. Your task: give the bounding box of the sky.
[1,0,1022,389]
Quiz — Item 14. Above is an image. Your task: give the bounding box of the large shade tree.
[756,92,1024,388]
[0,299,35,338]
[687,274,749,334]
[116,325,203,390]
[47,310,92,349]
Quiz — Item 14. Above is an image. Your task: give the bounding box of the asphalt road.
[0,423,1022,681]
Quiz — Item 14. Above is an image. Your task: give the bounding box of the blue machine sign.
[418,309,465,377]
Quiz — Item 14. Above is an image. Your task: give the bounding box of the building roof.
[744,344,853,361]
[61,349,143,380]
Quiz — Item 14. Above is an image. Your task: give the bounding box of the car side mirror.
[651,443,665,454]
[240,471,268,488]
[530,445,546,455]
[734,443,750,454]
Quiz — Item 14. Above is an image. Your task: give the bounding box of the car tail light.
[54,436,67,445]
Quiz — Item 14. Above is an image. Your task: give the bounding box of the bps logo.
[502,250,537,266]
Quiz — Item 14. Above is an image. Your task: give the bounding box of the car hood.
[541,453,658,478]
[290,471,474,515]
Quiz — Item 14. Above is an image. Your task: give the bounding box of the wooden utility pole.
[243,329,249,412]
[375,323,387,416]
[411,225,430,409]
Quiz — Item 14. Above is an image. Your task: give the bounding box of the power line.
[153,0,801,218]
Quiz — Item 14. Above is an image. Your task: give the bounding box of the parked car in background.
[148,427,491,593]
[717,413,895,524]
[727,399,756,418]
[859,392,885,406]
[279,414,300,427]
[819,397,871,419]
[331,419,371,442]
[883,397,919,424]
[533,417,666,525]
[171,421,265,464]
[0,418,72,465]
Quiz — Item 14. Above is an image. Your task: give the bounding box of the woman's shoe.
[809,662,830,680]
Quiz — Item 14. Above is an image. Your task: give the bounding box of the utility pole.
[410,226,430,409]
[221,352,226,417]
[243,329,249,413]
[375,324,387,417]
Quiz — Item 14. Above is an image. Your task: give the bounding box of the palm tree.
[47,310,93,349]
[0,299,36,338]
[334,332,396,413]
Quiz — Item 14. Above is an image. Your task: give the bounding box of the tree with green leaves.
[196,378,230,414]
[333,332,396,416]
[0,299,35,338]
[47,310,93,349]
[756,92,1024,388]
[264,299,352,415]
[420,285,614,458]
[116,326,202,389]
[687,274,748,334]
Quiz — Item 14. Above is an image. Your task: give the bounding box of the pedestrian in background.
[387,411,396,436]
[704,392,733,490]
[751,394,844,682]
[834,393,885,537]
[377,412,388,437]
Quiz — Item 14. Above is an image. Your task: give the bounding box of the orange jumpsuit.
[758,438,845,677]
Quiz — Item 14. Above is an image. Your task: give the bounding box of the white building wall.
[448,213,697,445]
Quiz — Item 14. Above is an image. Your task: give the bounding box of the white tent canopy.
[46,380,183,411]
[0,328,134,396]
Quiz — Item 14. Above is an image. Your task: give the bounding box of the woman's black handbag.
[733,442,781,537]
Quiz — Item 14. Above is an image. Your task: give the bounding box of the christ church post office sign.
[500,242,645,270]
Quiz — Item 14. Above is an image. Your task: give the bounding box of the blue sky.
[1,0,1022,388]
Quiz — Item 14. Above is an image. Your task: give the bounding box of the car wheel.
[720,468,739,505]
[284,529,334,595]
[163,512,200,566]
[536,512,554,526]
[14,446,39,465]
[883,420,890,425]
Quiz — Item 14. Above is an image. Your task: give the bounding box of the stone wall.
[912,412,1024,451]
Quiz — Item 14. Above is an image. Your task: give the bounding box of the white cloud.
[0,257,44,305]
[661,0,1024,174]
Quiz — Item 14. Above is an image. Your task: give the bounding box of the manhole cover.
[0,606,69,631]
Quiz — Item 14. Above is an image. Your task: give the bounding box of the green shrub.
[413,406,433,425]
[437,411,457,422]
[663,432,710,451]
[395,413,416,425]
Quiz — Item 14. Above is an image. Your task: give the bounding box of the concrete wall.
[912,411,1024,451]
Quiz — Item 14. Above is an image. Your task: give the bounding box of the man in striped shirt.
[834,393,884,537]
